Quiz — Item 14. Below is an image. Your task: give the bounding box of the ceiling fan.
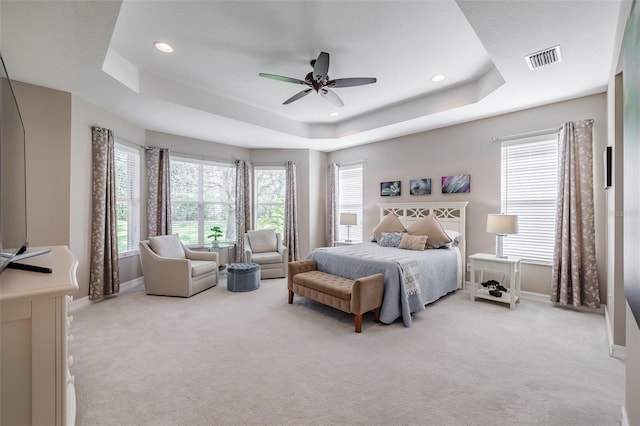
[259,51,377,107]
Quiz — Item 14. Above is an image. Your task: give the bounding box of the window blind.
[338,164,363,242]
[501,137,558,263]
[114,143,140,254]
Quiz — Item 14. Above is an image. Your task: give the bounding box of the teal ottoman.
[227,262,260,292]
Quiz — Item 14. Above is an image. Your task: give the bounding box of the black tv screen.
[0,51,28,271]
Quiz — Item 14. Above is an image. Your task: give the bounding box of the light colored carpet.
[69,277,624,426]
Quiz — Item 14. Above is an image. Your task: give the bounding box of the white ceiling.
[0,0,623,152]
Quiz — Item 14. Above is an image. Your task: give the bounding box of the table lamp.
[340,213,357,242]
[486,214,518,258]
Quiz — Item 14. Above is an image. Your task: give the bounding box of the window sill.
[118,250,139,259]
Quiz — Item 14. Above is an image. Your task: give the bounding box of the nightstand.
[333,241,361,247]
[469,253,522,309]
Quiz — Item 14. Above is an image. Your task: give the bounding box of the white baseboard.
[604,305,627,360]
[69,277,143,313]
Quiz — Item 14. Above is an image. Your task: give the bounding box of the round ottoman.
[227,262,260,292]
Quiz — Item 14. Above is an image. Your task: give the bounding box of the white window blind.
[255,167,286,236]
[170,157,236,246]
[338,164,363,242]
[501,137,558,263]
[114,143,140,255]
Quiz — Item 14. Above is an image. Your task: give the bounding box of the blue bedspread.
[307,243,460,327]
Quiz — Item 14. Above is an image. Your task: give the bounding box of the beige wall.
[328,93,608,298]
[13,81,71,248]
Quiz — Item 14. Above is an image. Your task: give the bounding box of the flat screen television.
[0,51,50,273]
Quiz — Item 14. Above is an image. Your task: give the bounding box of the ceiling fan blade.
[313,52,330,84]
[283,88,312,105]
[259,73,308,85]
[320,88,344,107]
[327,77,377,88]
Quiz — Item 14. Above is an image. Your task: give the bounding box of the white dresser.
[0,246,78,426]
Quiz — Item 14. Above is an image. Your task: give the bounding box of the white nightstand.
[469,253,522,309]
[333,241,361,247]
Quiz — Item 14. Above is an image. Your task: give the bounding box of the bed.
[307,202,468,327]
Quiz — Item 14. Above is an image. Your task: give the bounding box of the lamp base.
[495,234,507,258]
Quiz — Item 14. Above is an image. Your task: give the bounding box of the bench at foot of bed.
[287,259,384,333]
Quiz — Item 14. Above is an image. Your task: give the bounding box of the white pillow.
[149,234,185,259]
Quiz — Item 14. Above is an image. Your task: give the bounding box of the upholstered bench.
[288,259,384,333]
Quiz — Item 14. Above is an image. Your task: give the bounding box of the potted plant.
[481,280,508,298]
[207,225,223,248]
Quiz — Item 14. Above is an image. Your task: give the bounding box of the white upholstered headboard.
[378,202,469,286]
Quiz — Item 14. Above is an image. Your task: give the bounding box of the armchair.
[244,229,288,279]
[139,234,219,297]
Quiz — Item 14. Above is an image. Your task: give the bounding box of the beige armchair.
[139,234,219,297]
[244,229,288,279]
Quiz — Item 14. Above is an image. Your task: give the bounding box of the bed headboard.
[378,202,469,286]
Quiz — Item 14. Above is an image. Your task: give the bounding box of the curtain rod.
[145,146,240,165]
[492,119,595,143]
[491,128,559,143]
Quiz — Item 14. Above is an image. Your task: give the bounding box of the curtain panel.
[145,147,172,238]
[551,119,600,309]
[89,126,119,300]
[235,160,253,261]
[327,163,339,246]
[285,161,300,261]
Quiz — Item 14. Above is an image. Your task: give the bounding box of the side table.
[469,253,522,309]
[333,241,361,247]
[208,242,236,268]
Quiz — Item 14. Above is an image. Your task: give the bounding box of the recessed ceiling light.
[154,41,174,53]
[329,112,340,117]
[431,74,446,82]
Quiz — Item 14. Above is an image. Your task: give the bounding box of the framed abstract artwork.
[380,181,401,196]
[441,175,470,194]
[409,178,431,195]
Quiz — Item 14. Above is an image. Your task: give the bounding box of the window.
[501,137,558,263]
[255,167,286,236]
[338,163,363,242]
[114,143,140,255]
[170,157,236,246]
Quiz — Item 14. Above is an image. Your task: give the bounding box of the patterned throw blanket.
[319,246,421,295]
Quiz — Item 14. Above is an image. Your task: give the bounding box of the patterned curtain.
[551,119,600,309]
[89,126,119,300]
[285,161,300,261]
[327,163,339,246]
[235,160,253,262]
[146,147,172,237]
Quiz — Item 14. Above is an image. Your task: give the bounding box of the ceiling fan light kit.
[259,51,377,107]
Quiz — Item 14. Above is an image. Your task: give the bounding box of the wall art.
[380,181,401,196]
[441,175,470,194]
[409,178,431,195]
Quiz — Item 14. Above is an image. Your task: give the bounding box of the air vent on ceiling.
[525,45,562,70]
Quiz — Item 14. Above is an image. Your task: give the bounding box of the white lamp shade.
[486,214,518,235]
[340,213,357,226]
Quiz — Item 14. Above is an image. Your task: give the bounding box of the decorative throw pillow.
[149,234,185,259]
[439,230,461,249]
[405,215,452,249]
[371,213,405,242]
[248,229,277,253]
[399,234,428,251]
[378,232,404,248]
